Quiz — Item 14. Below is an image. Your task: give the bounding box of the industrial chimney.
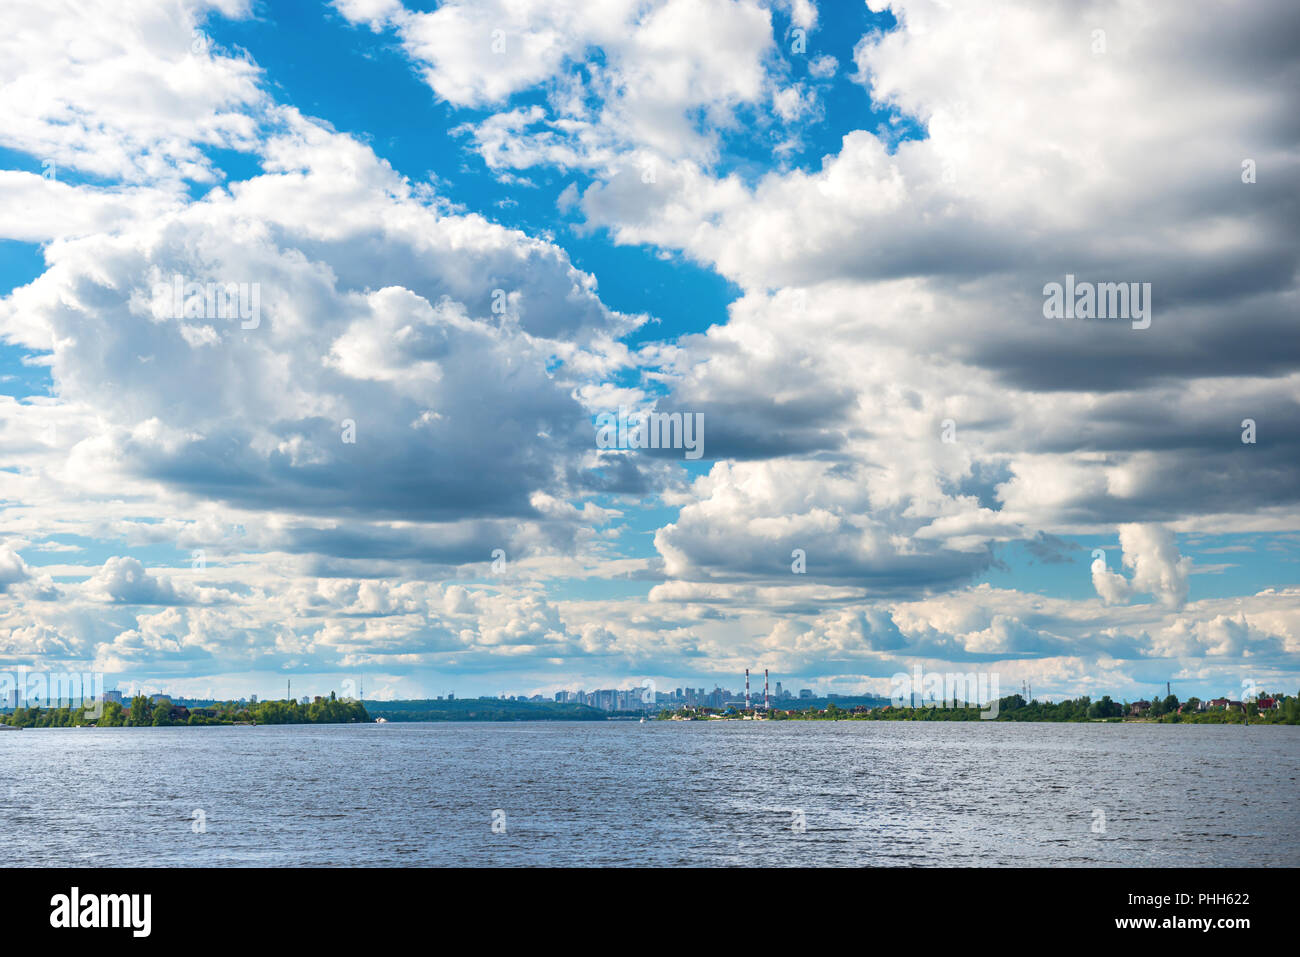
[764,669,770,711]
[745,669,751,711]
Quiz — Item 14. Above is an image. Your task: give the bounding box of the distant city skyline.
[3,669,1284,712]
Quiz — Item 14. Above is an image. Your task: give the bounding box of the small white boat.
[374,717,388,724]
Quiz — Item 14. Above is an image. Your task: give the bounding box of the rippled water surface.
[3,721,1296,866]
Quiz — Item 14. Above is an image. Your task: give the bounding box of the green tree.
[97,700,124,727]
[151,698,173,726]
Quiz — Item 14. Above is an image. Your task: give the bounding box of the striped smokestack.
[745,669,750,710]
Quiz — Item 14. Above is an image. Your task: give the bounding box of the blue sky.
[0,0,1297,704]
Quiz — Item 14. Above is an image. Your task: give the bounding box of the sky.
[0,0,1297,704]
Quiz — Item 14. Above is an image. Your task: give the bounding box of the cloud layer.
[0,0,1296,701]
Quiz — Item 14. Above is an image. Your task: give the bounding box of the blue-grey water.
[3,721,1296,866]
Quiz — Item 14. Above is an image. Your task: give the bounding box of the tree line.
[667,691,1300,724]
[1,691,370,728]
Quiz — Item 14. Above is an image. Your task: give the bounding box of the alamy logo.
[0,670,105,718]
[595,406,704,460]
[50,887,151,937]
[1042,274,1151,329]
[151,273,260,329]
[890,665,1001,719]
